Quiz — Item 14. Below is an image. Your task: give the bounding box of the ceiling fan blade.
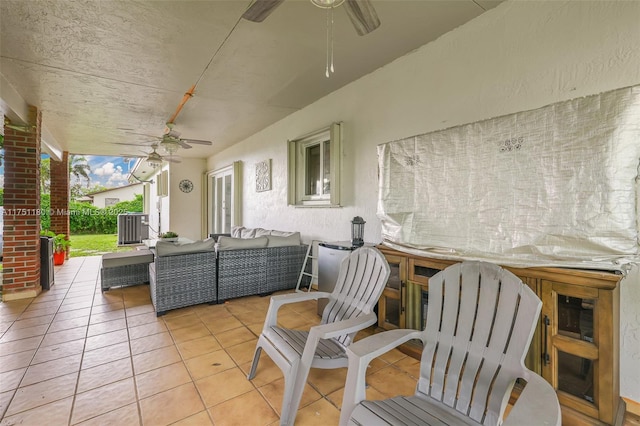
[177,140,193,149]
[182,139,212,146]
[344,0,380,36]
[242,0,285,23]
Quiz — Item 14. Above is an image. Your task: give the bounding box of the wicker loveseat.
[216,228,308,302]
[148,228,307,315]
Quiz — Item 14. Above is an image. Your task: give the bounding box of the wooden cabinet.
[377,247,622,425]
[377,252,406,330]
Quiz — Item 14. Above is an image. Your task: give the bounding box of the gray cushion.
[155,239,217,257]
[240,228,256,238]
[254,228,272,237]
[217,236,269,251]
[102,249,154,268]
[266,233,301,247]
[231,226,244,238]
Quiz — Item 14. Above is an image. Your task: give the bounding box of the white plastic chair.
[248,246,390,426]
[340,261,561,426]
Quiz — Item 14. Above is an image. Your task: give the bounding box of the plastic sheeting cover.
[377,86,640,271]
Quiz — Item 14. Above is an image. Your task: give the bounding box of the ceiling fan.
[117,143,181,168]
[123,123,212,155]
[242,0,381,36]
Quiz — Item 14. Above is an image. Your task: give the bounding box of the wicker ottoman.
[101,249,154,292]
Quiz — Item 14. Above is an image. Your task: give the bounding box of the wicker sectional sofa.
[148,229,307,315]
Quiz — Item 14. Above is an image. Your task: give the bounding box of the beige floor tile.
[203,316,243,334]
[293,397,341,425]
[136,361,192,399]
[40,325,88,347]
[132,345,182,375]
[195,367,255,408]
[125,304,155,316]
[139,382,204,426]
[170,323,211,344]
[184,349,236,380]
[32,338,85,364]
[90,300,124,313]
[0,336,41,357]
[48,315,90,333]
[234,309,268,326]
[276,312,314,330]
[378,347,407,364]
[171,410,213,426]
[226,339,258,366]
[163,313,203,330]
[130,331,174,356]
[74,402,140,426]
[52,307,92,321]
[128,320,168,340]
[0,368,26,391]
[0,389,14,420]
[394,354,421,378]
[247,322,264,336]
[366,365,417,398]
[77,357,133,393]
[307,367,348,395]
[59,300,93,313]
[21,353,82,387]
[125,311,158,328]
[81,341,131,370]
[5,372,77,416]
[176,335,221,360]
[258,376,322,415]
[215,326,255,348]
[89,309,125,325]
[8,314,54,330]
[87,317,127,336]
[209,389,278,426]
[71,378,137,424]
[84,328,129,351]
[0,323,49,343]
[0,396,73,426]
[0,349,36,373]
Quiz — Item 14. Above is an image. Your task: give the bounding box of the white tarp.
[378,86,640,271]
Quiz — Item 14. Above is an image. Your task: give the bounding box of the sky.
[0,155,137,189]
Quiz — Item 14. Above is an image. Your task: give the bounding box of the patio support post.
[50,151,70,258]
[2,106,42,301]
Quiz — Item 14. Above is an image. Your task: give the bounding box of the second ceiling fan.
[242,0,381,36]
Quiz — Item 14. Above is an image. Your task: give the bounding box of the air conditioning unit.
[117,213,149,245]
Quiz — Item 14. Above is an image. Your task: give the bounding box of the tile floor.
[0,256,420,425]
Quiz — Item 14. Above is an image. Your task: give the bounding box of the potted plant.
[159,231,179,242]
[53,233,71,265]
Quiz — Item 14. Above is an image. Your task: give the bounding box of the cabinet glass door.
[378,254,406,330]
[541,280,601,421]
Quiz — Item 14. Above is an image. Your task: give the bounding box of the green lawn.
[70,234,136,257]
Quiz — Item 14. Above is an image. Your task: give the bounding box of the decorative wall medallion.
[256,159,272,192]
[179,179,194,193]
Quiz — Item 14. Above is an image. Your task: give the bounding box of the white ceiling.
[0,0,502,161]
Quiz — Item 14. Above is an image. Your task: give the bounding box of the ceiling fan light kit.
[310,0,345,9]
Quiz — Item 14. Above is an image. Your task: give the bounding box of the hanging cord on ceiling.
[168,13,244,125]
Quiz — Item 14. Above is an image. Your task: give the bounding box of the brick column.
[2,107,42,301]
[50,151,70,257]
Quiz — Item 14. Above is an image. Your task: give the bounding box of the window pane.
[384,298,400,327]
[323,140,331,195]
[305,144,321,196]
[557,350,595,403]
[556,294,594,341]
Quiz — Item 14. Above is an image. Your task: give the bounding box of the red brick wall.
[50,151,70,254]
[2,107,42,300]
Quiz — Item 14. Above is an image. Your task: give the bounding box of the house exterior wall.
[91,183,142,208]
[168,158,206,241]
[206,1,640,401]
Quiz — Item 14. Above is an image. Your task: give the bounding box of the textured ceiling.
[0,0,502,161]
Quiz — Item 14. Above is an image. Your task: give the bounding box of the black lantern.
[351,216,366,247]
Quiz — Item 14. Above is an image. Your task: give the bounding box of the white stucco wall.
[169,158,207,241]
[206,1,640,400]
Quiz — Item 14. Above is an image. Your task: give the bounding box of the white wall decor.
[256,159,271,192]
